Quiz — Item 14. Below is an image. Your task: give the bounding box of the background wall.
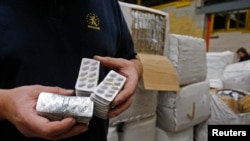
[156,1,250,58]
[156,1,206,38]
[209,31,250,62]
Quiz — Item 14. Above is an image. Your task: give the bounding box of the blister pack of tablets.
[75,58,100,97]
[36,58,127,122]
[36,92,94,124]
[91,70,126,119]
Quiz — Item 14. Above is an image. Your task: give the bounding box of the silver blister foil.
[36,92,94,124]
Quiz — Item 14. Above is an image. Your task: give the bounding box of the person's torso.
[0,0,123,89]
[0,0,128,140]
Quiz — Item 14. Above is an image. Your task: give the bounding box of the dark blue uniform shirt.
[0,0,136,140]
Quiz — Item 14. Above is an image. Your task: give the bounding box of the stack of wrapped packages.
[156,34,211,141]
[107,2,171,141]
[195,60,250,141]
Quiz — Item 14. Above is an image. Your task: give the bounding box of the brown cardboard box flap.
[137,53,180,91]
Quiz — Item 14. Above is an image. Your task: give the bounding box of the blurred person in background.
[236,47,250,62]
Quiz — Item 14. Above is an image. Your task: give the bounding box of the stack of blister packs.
[75,58,100,97]
[36,92,94,124]
[75,58,126,119]
[91,70,126,119]
[36,58,126,123]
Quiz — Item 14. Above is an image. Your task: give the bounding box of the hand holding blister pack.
[36,58,126,122]
[91,70,126,119]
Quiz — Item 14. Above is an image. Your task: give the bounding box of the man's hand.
[0,85,88,140]
[94,56,142,118]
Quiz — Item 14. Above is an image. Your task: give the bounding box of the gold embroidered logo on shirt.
[86,13,100,30]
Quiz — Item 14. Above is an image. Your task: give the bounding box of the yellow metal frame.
[212,9,250,33]
[135,0,192,9]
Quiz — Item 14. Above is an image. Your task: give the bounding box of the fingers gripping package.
[75,58,100,97]
[91,70,126,119]
[36,92,94,124]
[36,58,126,122]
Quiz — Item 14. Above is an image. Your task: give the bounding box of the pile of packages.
[107,2,250,141]
[107,2,212,141]
[155,34,210,141]
[195,51,250,141]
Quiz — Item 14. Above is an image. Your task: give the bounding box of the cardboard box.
[119,2,169,56]
[119,2,179,91]
[137,53,180,91]
[119,1,170,57]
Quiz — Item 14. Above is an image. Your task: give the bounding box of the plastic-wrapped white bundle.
[206,51,234,89]
[208,79,224,90]
[109,81,157,126]
[194,120,208,141]
[222,60,250,92]
[168,34,207,86]
[120,116,156,141]
[36,92,94,124]
[107,126,119,141]
[194,93,250,141]
[155,127,194,141]
[206,51,234,80]
[108,116,157,141]
[157,80,210,132]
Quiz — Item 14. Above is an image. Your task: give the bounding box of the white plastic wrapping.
[206,51,234,89]
[120,116,156,141]
[194,93,250,141]
[109,81,157,126]
[222,60,250,92]
[155,127,193,141]
[107,126,119,141]
[194,120,209,141]
[168,34,207,86]
[206,51,234,80]
[157,80,210,132]
[208,79,224,90]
